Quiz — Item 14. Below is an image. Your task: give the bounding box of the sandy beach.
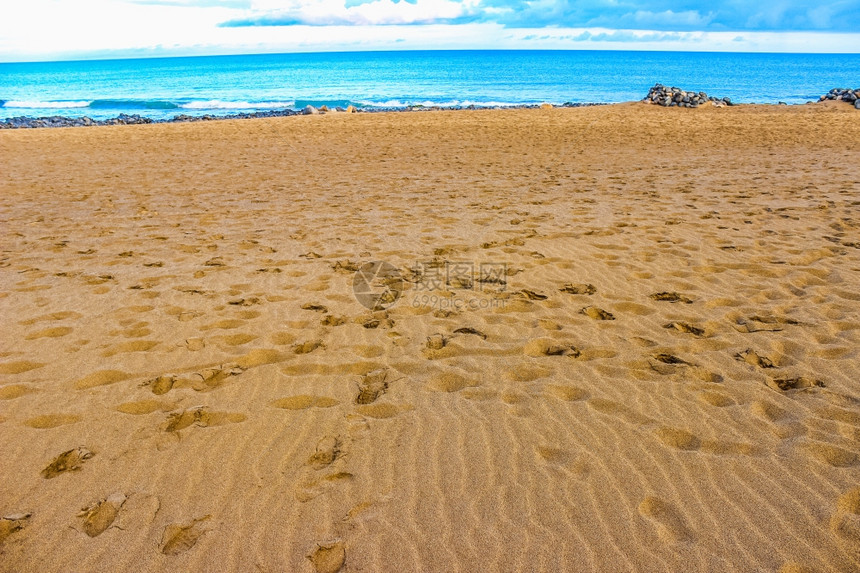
[1,103,859,572]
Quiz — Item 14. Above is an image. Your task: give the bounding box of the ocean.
[1,50,858,121]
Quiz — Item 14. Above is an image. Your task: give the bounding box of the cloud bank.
[1,0,858,61]
[220,0,860,31]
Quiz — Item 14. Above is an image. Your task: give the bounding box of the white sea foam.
[179,100,295,110]
[358,99,528,108]
[3,100,91,109]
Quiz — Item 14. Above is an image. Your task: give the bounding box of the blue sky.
[1,0,859,61]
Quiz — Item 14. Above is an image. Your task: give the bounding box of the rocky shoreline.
[819,87,860,108]
[0,102,602,130]
[644,84,860,110]
[3,86,858,129]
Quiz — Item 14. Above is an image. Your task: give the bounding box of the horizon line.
[3,45,860,65]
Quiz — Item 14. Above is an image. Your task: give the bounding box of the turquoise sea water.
[1,50,858,120]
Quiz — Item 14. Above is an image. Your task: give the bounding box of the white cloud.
[228,0,476,25]
[1,0,859,61]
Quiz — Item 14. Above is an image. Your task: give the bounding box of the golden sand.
[1,103,859,572]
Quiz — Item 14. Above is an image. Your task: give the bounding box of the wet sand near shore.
[1,103,859,572]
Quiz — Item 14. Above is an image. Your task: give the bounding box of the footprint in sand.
[538,318,562,331]
[356,369,391,404]
[160,516,211,556]
[663,322,706,337]
[192,363,248,391]
[307,436,342,470]
[750,400,806,439]
[830,487,860,542]
[751,400,787,422]
[559,283,596,295]
[766,377,825,392]
[77,493,126,537]
[516,289,548,301]
[0,513,31,543]
[638,496,694,543]
[293,340,325,355]
[228,297,261,307]
[427,334,448,351]
[580,306,615,321]
[308,541,346,573]
[41,446,94,479]
[144,375,178,395]
[506,363,554,382]
[143,362,246,395]
[452,327,487,339]
[649,292,693,304]
[732,314,801,333]
[697,391,734,407]
[263,329,292,345]
[648,353,722,383]
[543,385,589,402]
[427,372,479,393]
[356,313,394,329]
[524,338,581,357]
[654,427,701,451]
[162,407,246,432]
[538,444,590,475]
[735,348,775,368]
[649,353,692,369]
[295,471,355,503]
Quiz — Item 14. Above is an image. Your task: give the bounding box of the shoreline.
[2,101,609,129]
[3,84,857,130]
[2,99,859,131]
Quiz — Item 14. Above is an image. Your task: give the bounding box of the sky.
[1,0,859,61]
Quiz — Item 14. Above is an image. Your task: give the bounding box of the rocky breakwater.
[820,88,860,109]
[0,109,303,129]
[1,113,154,129]
[644,84,732,108]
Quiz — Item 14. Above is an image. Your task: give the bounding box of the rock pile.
[0,109,301,129]
[0,113,154,129]
[644,84,732,108]
[820,88,860,109]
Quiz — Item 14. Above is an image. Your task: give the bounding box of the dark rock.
[818,88,860,108]
[644,84,730,108]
